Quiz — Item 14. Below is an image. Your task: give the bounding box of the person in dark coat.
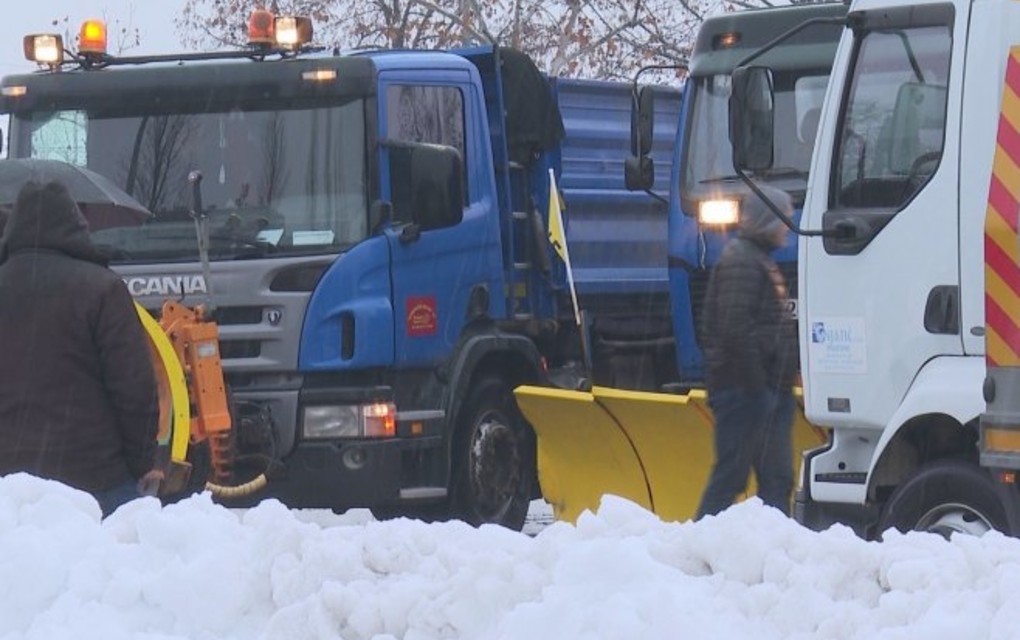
[0,180,162,516]
[695,184,800,519]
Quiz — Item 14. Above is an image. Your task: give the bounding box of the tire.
[877,459,1012,539]
[451,375,535,530]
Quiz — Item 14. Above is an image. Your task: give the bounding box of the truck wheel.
[452,375,534,530]
[877,459,1011,539]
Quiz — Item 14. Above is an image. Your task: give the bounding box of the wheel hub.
[916,502,993,538]
[470,411,521,518]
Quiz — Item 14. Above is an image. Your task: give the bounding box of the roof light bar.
[2,85,28,98]
[301,69,337,82]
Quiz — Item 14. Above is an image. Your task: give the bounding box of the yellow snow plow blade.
[514,384,825,523]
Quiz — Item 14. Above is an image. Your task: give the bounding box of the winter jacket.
[0,180,158,494]
[701,185,799,392]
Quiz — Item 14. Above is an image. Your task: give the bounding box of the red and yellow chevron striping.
[986,47,1020,367]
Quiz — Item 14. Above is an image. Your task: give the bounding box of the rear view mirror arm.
[731,15,850,240]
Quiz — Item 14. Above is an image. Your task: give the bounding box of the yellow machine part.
[135,301,268,499]
[514,384,826,523]
[135,302,191,463]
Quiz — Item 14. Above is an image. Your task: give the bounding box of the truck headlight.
[698,199,740,226]
[302,402,396,439]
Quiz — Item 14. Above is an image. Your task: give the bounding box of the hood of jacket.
[0,180,107,266]
[738,184,792,249]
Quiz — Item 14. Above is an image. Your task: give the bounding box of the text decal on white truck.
[809,316,868,374]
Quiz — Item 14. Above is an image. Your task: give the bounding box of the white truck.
[730,0,1020,538]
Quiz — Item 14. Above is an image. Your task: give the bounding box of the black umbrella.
[0,158,151,232]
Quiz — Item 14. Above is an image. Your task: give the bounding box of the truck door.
[378,73,503,366]
[801,2,965,432]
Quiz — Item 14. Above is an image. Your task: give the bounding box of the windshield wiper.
[699,173,743,184]
[753,167,808,180]
[207,232,277,253]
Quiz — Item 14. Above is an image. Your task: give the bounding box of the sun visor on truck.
[689,2,846,78]
[690,42,841,77]
[498,47,565,166]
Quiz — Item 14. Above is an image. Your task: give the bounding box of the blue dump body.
[554,78,679,297]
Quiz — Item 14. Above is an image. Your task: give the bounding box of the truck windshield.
[11,100,368,262]
[681,71,829,202]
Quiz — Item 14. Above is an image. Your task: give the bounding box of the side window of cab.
[831,23,952,211]
[385,85,467,229]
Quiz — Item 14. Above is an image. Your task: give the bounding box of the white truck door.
[800,1,966,438]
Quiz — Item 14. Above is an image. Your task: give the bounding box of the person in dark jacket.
[0,180,162,516]
[696,184,800,519]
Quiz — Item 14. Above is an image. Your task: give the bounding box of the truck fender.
[867,355,985,489]
[441,331,546,435]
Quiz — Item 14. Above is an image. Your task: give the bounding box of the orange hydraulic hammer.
[158,300,234,488]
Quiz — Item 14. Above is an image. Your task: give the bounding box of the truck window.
[386,84,467,204]
[30,111,87,165]
[15,100,369,262]
[831,25,952,210]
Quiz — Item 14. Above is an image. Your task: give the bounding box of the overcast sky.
[3,1,189,77]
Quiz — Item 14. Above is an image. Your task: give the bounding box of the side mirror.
[729,66,775,173]
[624,155,654,191]
[626,85,656,191]
[387,141,464,232]
[631,85,655,157]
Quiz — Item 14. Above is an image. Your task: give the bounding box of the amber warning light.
[248,9,276,46]
[78,19,108,55]
[713,32,741,49]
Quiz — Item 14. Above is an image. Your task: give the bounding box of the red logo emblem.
[406,296,438,337]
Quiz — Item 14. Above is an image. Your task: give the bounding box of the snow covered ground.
[4,472,1020,640]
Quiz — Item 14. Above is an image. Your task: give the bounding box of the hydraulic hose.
[205,474,268,498]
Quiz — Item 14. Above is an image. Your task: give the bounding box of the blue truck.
[629,2,847,382]
[1,14,680,529]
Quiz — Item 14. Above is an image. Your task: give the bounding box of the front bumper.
[794,487,879,539]
[263,438,405,509]
[226,382,449,510]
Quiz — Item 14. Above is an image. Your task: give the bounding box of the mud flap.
[514,385,826,523]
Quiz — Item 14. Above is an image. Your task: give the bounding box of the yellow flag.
[546,168,582,328]
[547,169,569,264]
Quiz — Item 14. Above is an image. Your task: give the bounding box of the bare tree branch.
[174,0,773,79]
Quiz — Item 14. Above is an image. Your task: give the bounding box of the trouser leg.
[696,389,762,519]
[753,390,795,515]
[93,480,141,518]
